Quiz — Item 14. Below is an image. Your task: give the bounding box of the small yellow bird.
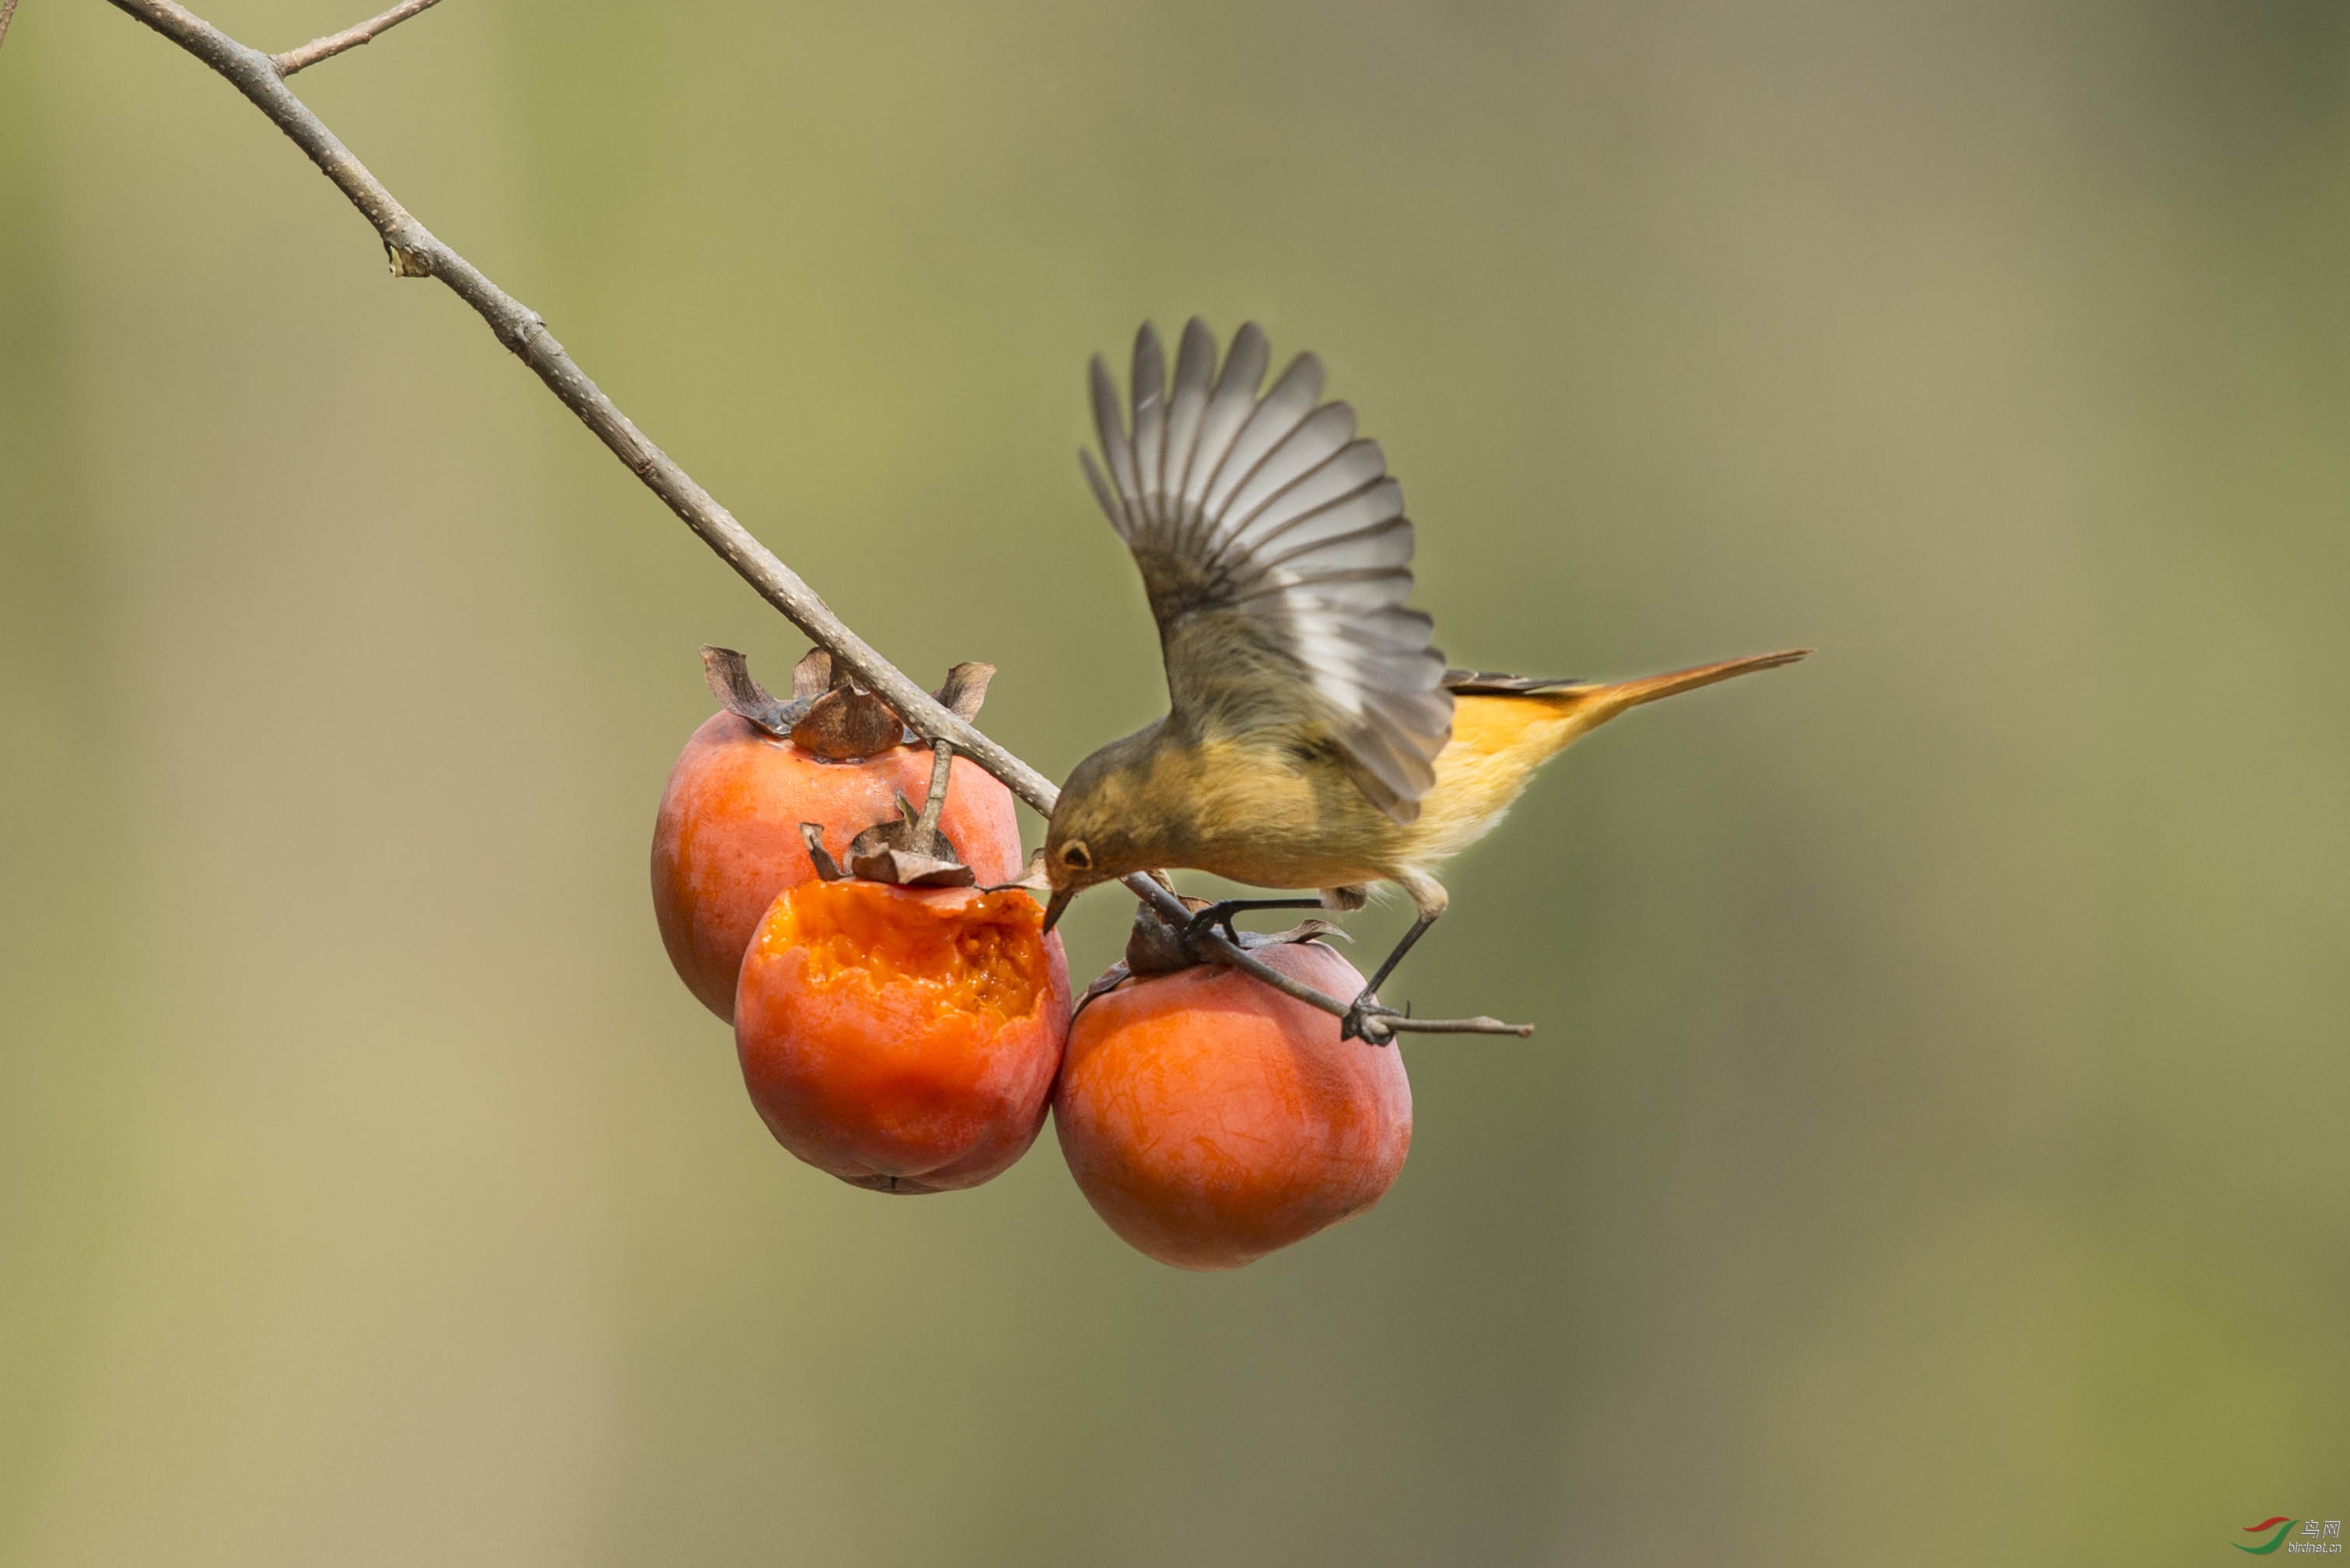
[1042,319,1807,1035]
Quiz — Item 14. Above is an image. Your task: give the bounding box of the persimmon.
[735,878,1070,1192]
[652,649,1023,1021]
[1053,936,1412,1269]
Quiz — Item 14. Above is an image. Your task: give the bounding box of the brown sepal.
[702,646,800,737]
[703,646,998,759]
[750,643,904,761]
[979,847,1052,896]
[791,648,835,699]
[933,662,996,722]
[799,822,849,882]
[890,662,1001,746]
[792,684,909,760]
[846,795,976,887]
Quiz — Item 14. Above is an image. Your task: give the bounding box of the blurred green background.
[5,1,2348,1563]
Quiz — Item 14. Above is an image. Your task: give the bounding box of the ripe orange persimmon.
[1053,940,1412,1269]
[735,878,1070,1192]
[653,711,1023,1022]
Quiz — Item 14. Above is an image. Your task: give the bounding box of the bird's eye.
[1060,842,1092,871]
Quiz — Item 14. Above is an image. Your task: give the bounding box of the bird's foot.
[1182,898,1322,950]
[1340,994,1404,1045]
[1182,903,1243,947]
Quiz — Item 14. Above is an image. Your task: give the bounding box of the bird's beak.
[1041,884,1077,934]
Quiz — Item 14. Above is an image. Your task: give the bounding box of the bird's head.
[1040,737,1159,932]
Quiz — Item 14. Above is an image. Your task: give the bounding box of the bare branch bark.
[96,0,1535,1043]
[271,0,441,75]
[0,0,24,54]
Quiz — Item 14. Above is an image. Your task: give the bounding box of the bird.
[1040,318,1808,1038]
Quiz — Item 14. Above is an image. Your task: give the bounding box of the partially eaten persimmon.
[735,879,1070,1193]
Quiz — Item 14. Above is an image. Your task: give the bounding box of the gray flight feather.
[1162,319,1217,511]
[1129,326,1168,523]
[1079,319,1452,821]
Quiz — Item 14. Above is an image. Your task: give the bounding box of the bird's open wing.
[1080,319,1451,822]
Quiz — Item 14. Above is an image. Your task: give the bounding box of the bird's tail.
[1417,649,1808,858]
[1448,649,1812,763]
[1550,648,1811,733]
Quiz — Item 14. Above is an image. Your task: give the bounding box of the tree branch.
[271,0,440,75]
[0,0,23,54]
[97,0,1535,1044]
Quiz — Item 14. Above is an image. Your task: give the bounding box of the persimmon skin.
[1053,942,1412,1270]
[652,710,1024,1021]
[735,880,1071,1193]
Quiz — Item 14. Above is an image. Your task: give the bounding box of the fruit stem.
[912,739,954,840]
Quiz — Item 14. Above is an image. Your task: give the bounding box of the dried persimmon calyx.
[1074,893,1348,1016]
[697,643,903,758]
[701,643,893,755]
[702,645,1001,764]
[788,646,906,760]
[790,647,1001,759]
[846,794,976,887]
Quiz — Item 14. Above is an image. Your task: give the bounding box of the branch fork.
[271,0,443,76]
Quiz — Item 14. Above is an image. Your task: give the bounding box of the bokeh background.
[5,1,2348,1563]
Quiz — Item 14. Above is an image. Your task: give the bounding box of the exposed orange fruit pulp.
[736,879,1070,1193]
[773,880,1046,1020]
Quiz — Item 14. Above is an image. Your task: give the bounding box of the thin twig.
[96,0,1536,1043]
[0,0,23,54]
[98,0,1053,807]
[271,0,440,75]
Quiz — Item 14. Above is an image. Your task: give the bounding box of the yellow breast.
[1164,695,1585,887]
[1399,694,1583,865]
